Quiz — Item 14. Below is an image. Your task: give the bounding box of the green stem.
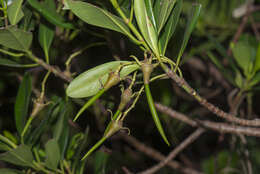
[144,84,170,146]
[0,134,17,148]
[73,89,105,121]
[110,0,150,51]
[21,116,35,144]
[0,48,24,57]
[81,136,107,160]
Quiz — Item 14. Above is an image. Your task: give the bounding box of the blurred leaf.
[231,40,256,75]
[249,71,260,87]
[27,0,74,29]
[45,139,60,170]
[20,7,35,31]
[7,0,24,25]
[0,58,36,68]
[14,73,32,136]
[235,70,243,88]
[64,0,130,35]
[94,151,109,174]
[0,26,32,51]
[27,99,61,145]
[176,3,201,65]
[0,168,22,174]
[154,0,176,33]
[159,0,182,55]
[38,23,55,59]
[254,43,260,72]
[54,101,70,159]
[0,145,33,167]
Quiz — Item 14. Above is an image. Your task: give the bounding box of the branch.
[27,51,72,82]
[120,134,203,174]
[155,103,260,137]
[166,69,260,127]
[138,128,204,174]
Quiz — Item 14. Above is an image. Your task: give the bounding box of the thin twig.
[155,103,260,137]
[27,52,72,82]
[138,128,204,174]
[166,69,260,127]
[120,134,203,174]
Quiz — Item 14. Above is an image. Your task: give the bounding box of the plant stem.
[73,89,105,121]
[0,134,17,148]
[26,51,72,82]
[81,136,107,160]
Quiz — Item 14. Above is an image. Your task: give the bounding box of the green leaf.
[0,58,37,68]
[15,73,32,136]
[154,0,176,33]
[38,23,55,60]
[53,102,70,159]
[0,145,33,167]
[27,0,74,29]
[94,151,109,174]
[176,3,201,67]
[249,71,260,87]
[66,61,139,98]
[45,139,60,170]
[231,40,256,75]
[134,0,159,56]
[254,43,260,72]
[0,26,32,51]
[7,0,24,25]
[159,0,182,55]
[64,0,130,35]
[144,0,157,30]
[145,84,170,146]
[0,168,22,174]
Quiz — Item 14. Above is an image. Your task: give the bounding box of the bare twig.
[120,134,203,174]
[166,69,260,127]
[27,52,72,82]
[138,128,204,174]
[155,103,260,137]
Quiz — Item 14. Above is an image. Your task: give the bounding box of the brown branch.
[120,134,203,174]
[27,52,72,82]
[166,69,260,127]
[250,16,260,41]
[155,103,260,137]
[138,128,204,174]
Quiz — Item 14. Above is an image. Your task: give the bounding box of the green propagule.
[65,0,201,159]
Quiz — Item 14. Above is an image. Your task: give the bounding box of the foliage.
[0,0,260,173]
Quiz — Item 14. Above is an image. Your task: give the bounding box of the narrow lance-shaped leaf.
[254,43,260,72]
[154,0,176,33]
[0,26,32,51]
[175,4,201,69]
[0,58,37,68]
[38,23,55,62]
[144,0,157,30]
[7,0,24,25]
[134,0,159,57]
[159,0,182,55]
[64,0,131,35]
[15,73,32,136]
[145,84,170,145]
